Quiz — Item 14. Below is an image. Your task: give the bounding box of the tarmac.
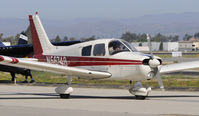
[0,84,199,116]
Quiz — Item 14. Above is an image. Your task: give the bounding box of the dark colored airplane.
[0,39,81,58]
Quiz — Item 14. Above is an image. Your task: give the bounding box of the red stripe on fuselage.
[67,62,142,66]
[38,55,143,66]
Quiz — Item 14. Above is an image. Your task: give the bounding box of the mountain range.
[1,12,199,39]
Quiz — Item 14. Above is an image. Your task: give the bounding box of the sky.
[0,0,199,20]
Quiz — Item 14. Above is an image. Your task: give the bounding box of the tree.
[54,35,61,42]
[159,42,163,51]
[81,35,96,41]
[14,33,21,45]
[183,34,192,41]
[153,33,167,42]
[137,33,147,42]
[69,37,76,41]
[171,35,179,42]
[121,32,137,42]
[2,36,15,45]
[0,33,3,39]
[194,32,199,39]
[63,36,68,41]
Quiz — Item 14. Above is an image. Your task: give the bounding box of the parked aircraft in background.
[0,33,81,82]
[0,34,81,58]
[0,33,34,82]
[1,12,199,99]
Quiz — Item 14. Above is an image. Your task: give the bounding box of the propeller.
[147,34,164,91]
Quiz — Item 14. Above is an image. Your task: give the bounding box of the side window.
[82,45,92,56]
[93,44,105,56]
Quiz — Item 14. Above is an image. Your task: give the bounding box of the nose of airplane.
[148,58,161,68]
[139,56,162,80]
[142,56,162,67]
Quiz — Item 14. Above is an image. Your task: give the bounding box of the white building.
[178,41,193,52]
[163,42,179,51]
[132,42,160,51]
[134,46,149,51]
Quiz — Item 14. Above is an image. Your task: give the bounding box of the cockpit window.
[122,40,138,52]
[108,40,130,55]
[82,45,92,56]
[93,44,105,56]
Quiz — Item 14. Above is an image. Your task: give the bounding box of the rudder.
[29,12,55,56]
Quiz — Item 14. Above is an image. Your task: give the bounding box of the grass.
[1,71,199,88]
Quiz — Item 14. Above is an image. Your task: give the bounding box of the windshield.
[122,40,138,52]
[108,40,130,55]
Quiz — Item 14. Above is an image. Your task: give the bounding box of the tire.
[60,94,70,99]
[135,95,146,100]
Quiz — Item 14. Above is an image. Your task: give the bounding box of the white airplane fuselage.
[34,39,162,81]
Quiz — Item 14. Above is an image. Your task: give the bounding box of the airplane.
[0,33,81,58]
[0,33,34,82]
[0,32,81,82]
[1,12,199,100]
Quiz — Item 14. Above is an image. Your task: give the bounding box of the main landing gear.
[55,77,73,98]
[129,81,151,100]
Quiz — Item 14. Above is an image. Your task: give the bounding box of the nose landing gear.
[129,81,151,100]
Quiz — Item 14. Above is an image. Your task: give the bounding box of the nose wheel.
[129,81,151,100]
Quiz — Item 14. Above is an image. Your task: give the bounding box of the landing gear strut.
[129,81,151,100]
[55,77,73,99]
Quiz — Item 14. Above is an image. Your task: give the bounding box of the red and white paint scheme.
[1,12,199,99]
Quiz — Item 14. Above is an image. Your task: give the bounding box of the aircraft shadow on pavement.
[70,95,199,100]
[0,92,59,99]
[0,93,199,100]
[0,92,136,100]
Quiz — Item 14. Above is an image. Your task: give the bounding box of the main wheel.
[60,94,70,99]
[135,95,146,100]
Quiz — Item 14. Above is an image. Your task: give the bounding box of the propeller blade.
[156,71,165,91]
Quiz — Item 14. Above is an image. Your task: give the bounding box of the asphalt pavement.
[0,85,199,116]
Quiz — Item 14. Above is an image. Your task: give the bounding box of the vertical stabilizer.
[18,32,28,45]
[29,12,55,56]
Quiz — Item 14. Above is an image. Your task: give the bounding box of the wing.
[160,60,199,74]
[0,55,111,79]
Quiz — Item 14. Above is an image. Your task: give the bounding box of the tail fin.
[18,32,28,45]
[29,12,55,56]
[0,41,5,46]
